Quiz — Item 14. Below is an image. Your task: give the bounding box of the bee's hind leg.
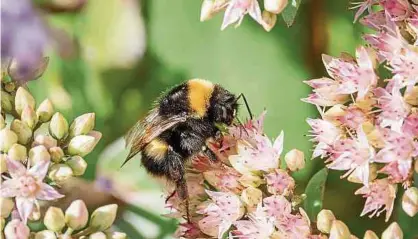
[176,178,190,223]
[165,190,177,204]
[167,150,191,222]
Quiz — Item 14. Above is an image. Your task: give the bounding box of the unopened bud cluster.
[32,200,124,239]
[315,209,404,239]
[0,82,100,183]
[1,71,106,237]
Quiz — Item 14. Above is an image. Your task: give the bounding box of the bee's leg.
[176,178,190,223]
[165,190,177,204]
[167,150,190,222]
[201,144,218,162]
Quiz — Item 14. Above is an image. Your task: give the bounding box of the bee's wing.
[122,108,187,166]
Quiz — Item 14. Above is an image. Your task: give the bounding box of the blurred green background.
[28,0,417,238]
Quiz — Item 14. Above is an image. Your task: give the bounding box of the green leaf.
[281,0,302,27]
[303,168,328,220]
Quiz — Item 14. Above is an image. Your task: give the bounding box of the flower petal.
[221,1,244,30]
[28,159,50,180]
[6,158,27,178]
[36,183,64,201]
[273,131,284,156]
[15,196,34,224]
[0,178,19,198]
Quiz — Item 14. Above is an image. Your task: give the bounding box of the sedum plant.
[303,0,418,223]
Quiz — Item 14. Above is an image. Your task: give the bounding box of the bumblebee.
[123,79,251,220]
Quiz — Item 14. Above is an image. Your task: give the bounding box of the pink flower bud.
[8,143,27,162]
[89,232,107,239]
[36,99,54,123]
[364,230,379,239]
[33,135,57,150]
[317,209,336,233]
[284,149,305,171]
[402,187,418,217]
[382,222,403,239]
[261,10,277,32]
[49,113,69,140]
[21,106,38,129]
[49,147,64,163]
[65,200,89,230]
[44,207,65,232]
[240,187,262,212]
[200,0,215,21]
[4,219,30,239]
[10,120,32,145]
[48,164,73,182]
[68,135,97,157]
[329,220,351,239]
[34,230,57,239]
[0,128,18,152]
[29,145,51,165]
[90,204,118,231]
[264,0,288,14]
[69,113,95,137]
[15,87,35,115]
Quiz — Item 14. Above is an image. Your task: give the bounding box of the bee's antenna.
[235,93,253,120]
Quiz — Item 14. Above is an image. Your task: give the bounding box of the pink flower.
[380,0,411,21]
[402,112,418,137]
[263,195,292,221]
[265,169,295,195]
[355,178,397,221]
[374,81,411,129]
[263,195,311,238]
[327,127,375,185]
[322,47,378,100]
[336,106,369,129]
[275,211,311,239]
[221,0,263,30]
[374,128,417,182]
[360,10,386,29]
[350,0,378,22]
[229,131,283,174]
[302,77,349,106]
[203,165,244,193]
[197,190,244,238]
[388,47,418,91]
[306,118,342,158]
[0,158,64,223]
[4,219,30,239]
[232,204,275,239]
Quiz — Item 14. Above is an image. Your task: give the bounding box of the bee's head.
[208,86,238,125]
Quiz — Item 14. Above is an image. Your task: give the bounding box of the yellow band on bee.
[144,139,168,160]
[187,79,214,118]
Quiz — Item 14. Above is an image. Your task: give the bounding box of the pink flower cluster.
[304,0,418,222]
[165,112,323,239]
